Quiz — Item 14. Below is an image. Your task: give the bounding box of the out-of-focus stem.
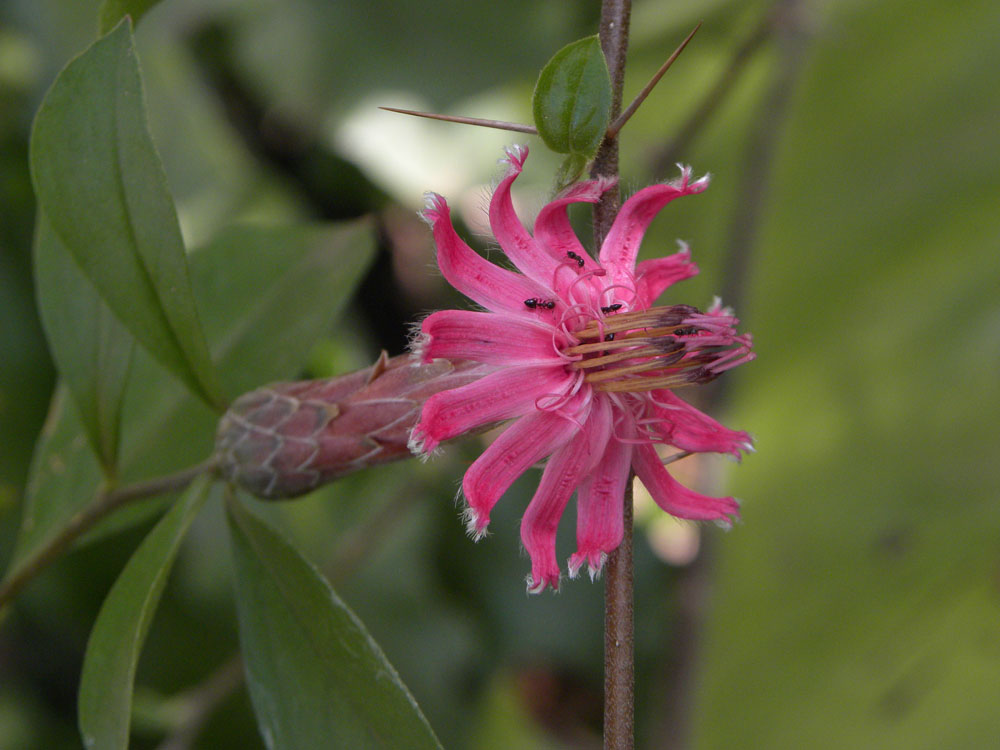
[655,3,809,747]
[652,6,776,173]
[0,461,216,612]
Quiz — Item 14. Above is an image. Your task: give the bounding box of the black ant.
[524,298,555,310]
[566,251,585,268]
[601,303,623,314]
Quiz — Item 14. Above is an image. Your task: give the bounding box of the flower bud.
[215,352,481,499]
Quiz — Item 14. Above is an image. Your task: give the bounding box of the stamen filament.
[570,345,667,369]
[584,360,681,383]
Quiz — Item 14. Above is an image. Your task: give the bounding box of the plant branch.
[378,107,538,135]
[0,460,217,611]
[604,476,635,750]
[652,6,776,172]
[592,1,633,748]
[607,22,701,139]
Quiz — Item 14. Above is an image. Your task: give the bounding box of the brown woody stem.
[592,1,634,748]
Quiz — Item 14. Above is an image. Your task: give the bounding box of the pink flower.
[410,146,754,593]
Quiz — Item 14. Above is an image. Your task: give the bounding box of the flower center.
[564,304,754,392]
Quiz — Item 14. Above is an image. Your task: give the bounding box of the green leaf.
[78,473,211,750]
[3,220,375,586]
[227,498,442,750]
[34,214,133,473]
[185,220,375,400]
[117,220,377,483]
[29,19,224,410]
[97,0,162,35]
[553,153,588,193]
[4,387,102,575]
[532,35,611,157]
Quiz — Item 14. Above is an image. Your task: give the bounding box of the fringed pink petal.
[410,364,573,454]
[489,146,560,286]
[533,177,619,301]
[632,443,740,524]
[568,401,632,580]
[418,309,562,366]
[462,399,586,539]
[648,389,753,458]
[422,192,551,315]
[521,398,609,593]
[535,176,616,261]
[633,243,699,307]
[598,166,709,286]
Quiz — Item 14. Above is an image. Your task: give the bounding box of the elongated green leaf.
[34,214,133,473]
[227,498,442,750]
[30,19,224,410]
[97,0,162,34]
[3,221,374,586]
[118,220,377,483]
[5,387,102,574]
[185,220,375,400]
[78,473,211,750]
[532,35,611,157]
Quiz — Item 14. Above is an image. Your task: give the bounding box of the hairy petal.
[462,400,586,538]
[422,192,549,314]
[534,178,616,265]
[533,177,619,300]
[634,243,699,307]
[489,146,560,287]
[632,443,740,523]
[569,401,633,579]
[411,364,572,453]
[419,309,561,365]
[649,389,753,458]
[598,167,709,285]
[521,397,610,593]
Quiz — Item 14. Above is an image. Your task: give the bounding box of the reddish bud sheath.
[215,353,480,499]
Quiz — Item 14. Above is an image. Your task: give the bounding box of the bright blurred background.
[1,0,998,748]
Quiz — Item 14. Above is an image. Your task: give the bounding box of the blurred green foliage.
[0,0,997,748]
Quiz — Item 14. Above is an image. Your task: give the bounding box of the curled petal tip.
[568,551,607,581]
[501,143,529,169]
[707,295,734,317]
[525,573,559,595]
[422,191,443,208]
[673,164,710,191]
[406,428,438,460]
[407,328,433,362]
[713,511,741,531]
[462,506,490,541]
[588,553,608,582]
